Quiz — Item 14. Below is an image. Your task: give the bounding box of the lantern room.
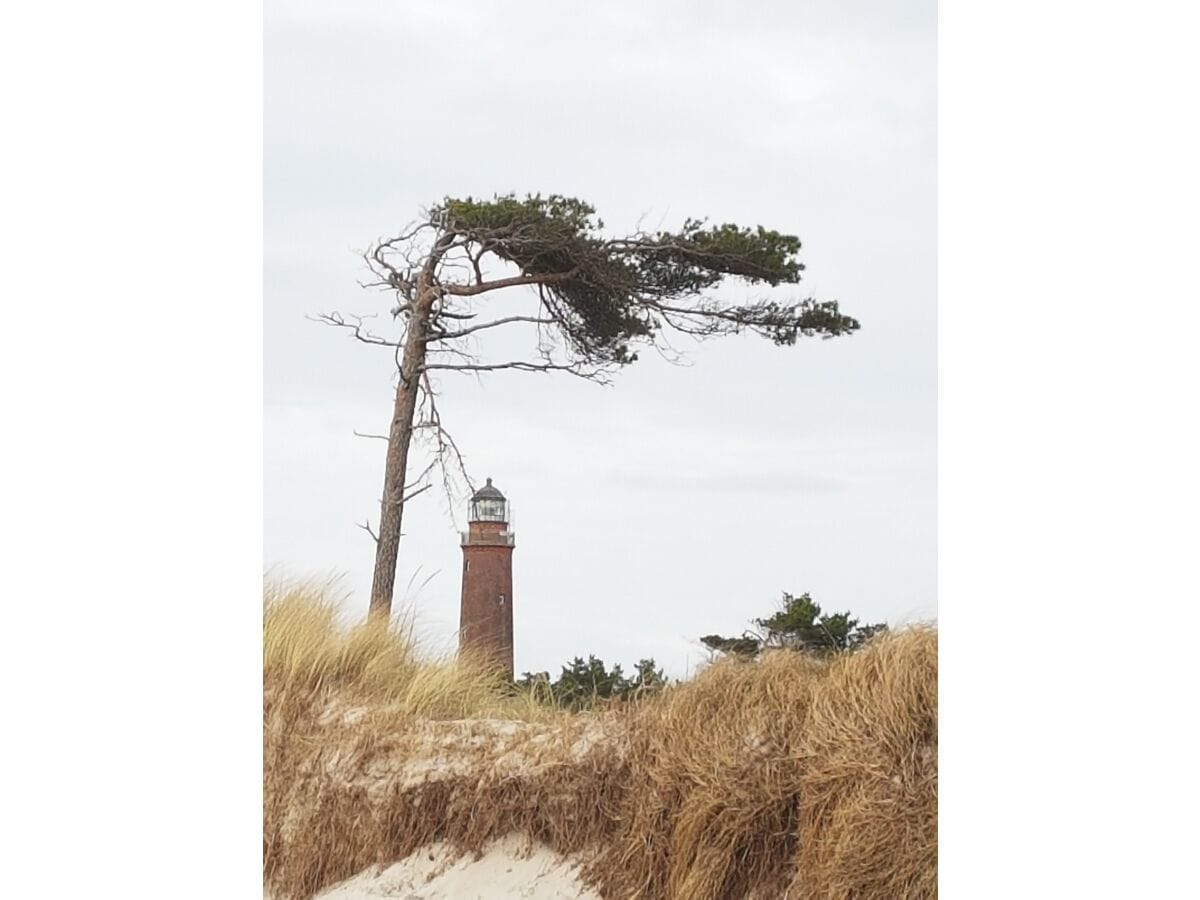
[469,477,509,523]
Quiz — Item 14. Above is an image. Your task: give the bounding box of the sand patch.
[313,835,599,900]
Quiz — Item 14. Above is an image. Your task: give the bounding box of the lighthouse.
[458,477,515,678]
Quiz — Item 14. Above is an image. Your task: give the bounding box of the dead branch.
[428,315,556,342]
[402,483,432,503]
[439,268,580,297]
[313,312,403,348]
[422,359,610,383]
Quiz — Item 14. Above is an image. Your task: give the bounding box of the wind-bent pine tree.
[320,195,860,618]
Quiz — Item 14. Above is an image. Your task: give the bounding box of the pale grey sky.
[265,0,936,677]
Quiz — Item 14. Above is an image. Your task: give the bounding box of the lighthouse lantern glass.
[472,497,507,522]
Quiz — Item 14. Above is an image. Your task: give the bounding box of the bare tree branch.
[423,359,611,384]
[428,315,555,342]
[426,343,481,366]
[420,370,472,515]
[429,308,477,320]
[312,312,403,348]
[439,267,580,297]
[403,458,438,493]
[402,483,432,503]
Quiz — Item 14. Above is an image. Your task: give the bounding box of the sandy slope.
[313,835,599,900]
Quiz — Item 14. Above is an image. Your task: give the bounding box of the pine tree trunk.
[367,288,434,618]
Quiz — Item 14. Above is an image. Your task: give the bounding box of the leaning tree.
[320,194,860,617]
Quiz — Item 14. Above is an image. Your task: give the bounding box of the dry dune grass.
[263,581,540,719]
[264,583,937,900]
[592,629,938,899]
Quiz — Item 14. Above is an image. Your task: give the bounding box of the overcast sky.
[265,0,936,678]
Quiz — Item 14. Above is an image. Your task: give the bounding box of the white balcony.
[461,531,516,547]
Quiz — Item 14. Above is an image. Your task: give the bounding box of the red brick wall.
[459,528,514,678]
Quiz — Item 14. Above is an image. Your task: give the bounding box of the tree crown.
[341,193,859,378]
[702,592,887,658]
[516,653,667,711]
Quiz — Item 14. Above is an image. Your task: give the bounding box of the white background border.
[2,1,263,894]
[940,1,1200,895]
[3,1,1198,895]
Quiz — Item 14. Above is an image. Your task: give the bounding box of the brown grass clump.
[590,628,938,900]
[264,583,937,900]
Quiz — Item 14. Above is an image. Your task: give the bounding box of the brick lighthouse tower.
[459,477,515,678]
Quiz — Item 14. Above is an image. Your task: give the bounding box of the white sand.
[313,835,600,900]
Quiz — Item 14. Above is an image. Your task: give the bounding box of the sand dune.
[313,835,598,900]
[265,590,938,899]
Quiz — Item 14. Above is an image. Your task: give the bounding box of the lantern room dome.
[471,477,506,501]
